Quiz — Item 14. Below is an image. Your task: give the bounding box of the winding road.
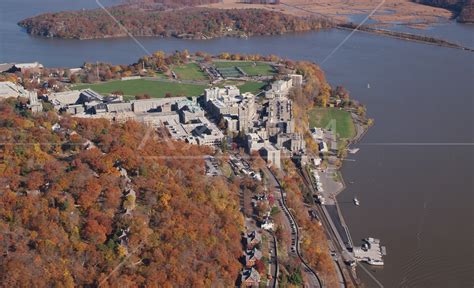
[263,167,323,288]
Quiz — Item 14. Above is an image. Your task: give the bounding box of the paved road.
[301,168,360,287]
[269,233,278,288]
[263,167,323,288]
[229,157,278,288]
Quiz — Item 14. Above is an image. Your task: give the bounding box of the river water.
[1,1,473,287]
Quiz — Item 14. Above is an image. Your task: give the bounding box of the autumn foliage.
[275,162,338,286]
[0,99,244,286]
[18,6,333,40]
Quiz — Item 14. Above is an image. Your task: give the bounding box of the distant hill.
[18,6,332,40]
[414,0,474,22]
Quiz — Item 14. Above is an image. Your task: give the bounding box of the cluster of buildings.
[0,81,42,112]
[0,62,44,74]
[1,63,307,169]
[204,86,256,133]
[199,74,304,169]
[311,127,337,154]
[47,89,226,147]
[240,231,263,287]
[246,75,304,169]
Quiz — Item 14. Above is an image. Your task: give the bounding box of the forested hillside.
[18,7,332,40]
[414,0,474,22]
[0,99,243,286]
[125,0,221,8]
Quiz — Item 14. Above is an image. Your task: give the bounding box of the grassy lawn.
[219,80,267,94]
[171,63,208,81]
[308,108,356,139]
[239,81,267,94]
[214,61,275,76]
[73,79,207,99]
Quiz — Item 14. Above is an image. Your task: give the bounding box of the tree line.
[18,7,333,40]
[0,99,244,286]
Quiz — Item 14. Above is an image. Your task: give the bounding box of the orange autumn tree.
[0,99,243,286]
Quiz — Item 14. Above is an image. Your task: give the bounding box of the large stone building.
[204,86,256,133]
[264,74,303,99]
[265,97,294,137]
[260,144,281,169]
[276,133,306,152]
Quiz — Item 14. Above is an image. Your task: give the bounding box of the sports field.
[73,79,208,99]
[171,63,208,81]
[308,108,356,139]
[214,61,275,76]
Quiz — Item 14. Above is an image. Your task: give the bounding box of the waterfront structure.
[353,238,386,266]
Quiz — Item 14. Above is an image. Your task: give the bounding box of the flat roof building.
[0,81,21,99]
[260,144,281,169]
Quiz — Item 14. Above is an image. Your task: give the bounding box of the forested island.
[17,0,473,41]
[18,5,332,40]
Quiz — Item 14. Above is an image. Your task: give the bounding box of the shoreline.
[330,112,388,287]
[312,110,371,284]
[19,22,473,54]
[337,24,474,51]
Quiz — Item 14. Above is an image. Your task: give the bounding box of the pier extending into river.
[353,238,387,266]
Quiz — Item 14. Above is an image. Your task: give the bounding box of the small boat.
[367,83,371,89]
[367,258,384,266]
[353,197,360,206]
[348,148,360,154]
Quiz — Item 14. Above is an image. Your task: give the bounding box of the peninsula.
[17,0,470,41]
[0,51,372,287]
